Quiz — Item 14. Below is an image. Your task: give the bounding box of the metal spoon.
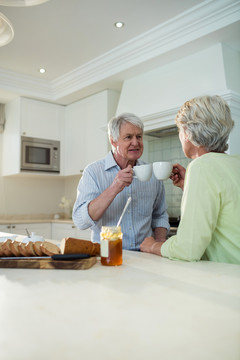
[25,228,31,238]
[117,196,132,227]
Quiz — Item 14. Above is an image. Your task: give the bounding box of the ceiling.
[0,0,239,105]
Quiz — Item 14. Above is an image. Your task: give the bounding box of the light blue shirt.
[72,151,170,250]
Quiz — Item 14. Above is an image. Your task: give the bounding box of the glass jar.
[100,226,122,266]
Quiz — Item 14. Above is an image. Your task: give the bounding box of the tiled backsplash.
[144,132,191,218]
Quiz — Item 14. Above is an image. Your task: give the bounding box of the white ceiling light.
[0,0,48,47]
[0,12,14,47]
[0,0,49,6]
[114,21,124,28]
[39,68,46,73]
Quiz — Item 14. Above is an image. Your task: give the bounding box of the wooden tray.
[0,256,97,270]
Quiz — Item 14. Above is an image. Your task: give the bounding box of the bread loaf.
[60,237,100,256]
[41,241,61,256]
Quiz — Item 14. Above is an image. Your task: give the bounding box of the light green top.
[161,153,240,264]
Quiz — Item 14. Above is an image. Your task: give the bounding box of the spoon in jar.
[117,196,132,227]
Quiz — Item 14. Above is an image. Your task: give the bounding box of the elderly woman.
[140,95,240,264]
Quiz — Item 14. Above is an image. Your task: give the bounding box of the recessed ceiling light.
[114,21,124,28]
[39,68,46,74]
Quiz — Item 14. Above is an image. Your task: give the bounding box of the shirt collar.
[104,151,119,171]
[104,151,144,171]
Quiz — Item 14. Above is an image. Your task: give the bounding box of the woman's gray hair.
[108,112,144,143]
[175,95,234,152]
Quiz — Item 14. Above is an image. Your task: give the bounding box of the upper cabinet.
[20,98,64,140]
[64,90,119,176]
[2,97,65,176]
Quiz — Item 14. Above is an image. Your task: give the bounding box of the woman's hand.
[170,163,186,190]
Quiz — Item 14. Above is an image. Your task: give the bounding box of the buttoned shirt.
[72,151,169,250]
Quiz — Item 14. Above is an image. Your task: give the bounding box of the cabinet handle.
[12,225,15,229]
[7,225,11,229]
[72,225,76,229]
[22,131,26,135]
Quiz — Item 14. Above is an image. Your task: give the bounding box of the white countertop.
[0,249,240,360]
[0,218,74,224]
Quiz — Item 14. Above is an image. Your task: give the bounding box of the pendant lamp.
[0,12,14,47]
[0,0,49,6]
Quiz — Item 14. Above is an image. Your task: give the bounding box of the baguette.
[41,241,60,256]
[25,241,37,256]
[2,239,13,256]
[18,242,29,257]
[60,237,100,256]
[0,241,5,257]
[0,242,6,256]
[10,241,22,257]
[33,241,44,256]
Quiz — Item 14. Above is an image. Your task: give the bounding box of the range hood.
[145,126,178,138]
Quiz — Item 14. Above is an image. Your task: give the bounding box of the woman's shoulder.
[189,153,240,175]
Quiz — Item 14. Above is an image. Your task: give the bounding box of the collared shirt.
[161,153,240,264]
[72,151,169,250]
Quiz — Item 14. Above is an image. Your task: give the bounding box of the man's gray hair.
[108,112,144,143]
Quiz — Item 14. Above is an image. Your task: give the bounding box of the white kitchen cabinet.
[20,98,64,140]
[75,228,91,241]
[51,223,91,241]
[0,223,52,239]
[0,224,15,233]
[2,97,64,176]
[14,223,52,239]
[64,90,119,175]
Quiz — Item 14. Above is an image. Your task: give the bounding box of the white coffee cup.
[133,163,153,182]
[153,162,172,180]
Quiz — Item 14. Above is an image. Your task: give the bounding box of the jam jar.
[100,226,122,266]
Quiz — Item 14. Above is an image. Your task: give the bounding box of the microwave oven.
[21,136,60,173]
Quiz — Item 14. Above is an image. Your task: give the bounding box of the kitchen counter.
[0,218,74,224]
[0,245,239,360]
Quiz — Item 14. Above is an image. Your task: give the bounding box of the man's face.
[112,122,144,162]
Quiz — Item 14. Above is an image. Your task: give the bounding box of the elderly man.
[72,112,169,250]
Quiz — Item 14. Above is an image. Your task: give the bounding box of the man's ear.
[110,136,117,149]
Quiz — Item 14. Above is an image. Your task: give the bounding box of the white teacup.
[133,163,153,182]
[153,162,172,180]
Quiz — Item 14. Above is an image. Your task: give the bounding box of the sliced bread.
[41,241,60,256]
